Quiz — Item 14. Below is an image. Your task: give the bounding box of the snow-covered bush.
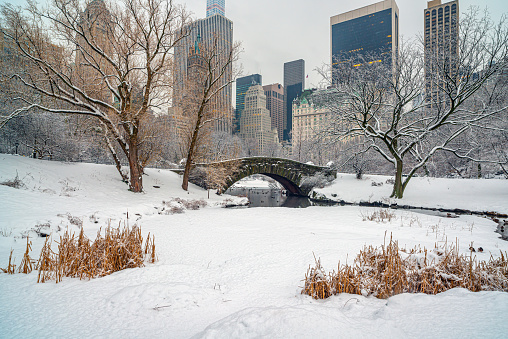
[159,198,207,214]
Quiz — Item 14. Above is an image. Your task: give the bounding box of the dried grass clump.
[361,209,396,223]
[19,237,36,274]
[2,237,37,274]
[0,250,17,274]
[303,236,508,299]
[0,172,25,189]
[37,225,156,283]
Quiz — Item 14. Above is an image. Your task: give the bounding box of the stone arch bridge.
[183,157,337,196]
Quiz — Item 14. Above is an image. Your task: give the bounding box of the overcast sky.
[3,0,507,92]
[181,0,506,89]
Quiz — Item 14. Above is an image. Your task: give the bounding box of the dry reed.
[303,235,508,299]
[36,224,156,283]
[0,250,16,274]
[361,209,396,223]
[18,237,35,274]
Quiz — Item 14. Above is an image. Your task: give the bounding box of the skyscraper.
[283,59,305,142]
[235,74,262,133]
[239,85,279,155]
[207,0,225,17]
[76,0,113,103]
[330,0,399,84]
[424,0,459,107]
[263,83,284,142]
[174,1,233,132]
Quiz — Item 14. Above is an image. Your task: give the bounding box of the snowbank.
[1,154,507,338]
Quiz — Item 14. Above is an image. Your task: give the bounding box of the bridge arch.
[224,172,303,196]
[191,157,336,197]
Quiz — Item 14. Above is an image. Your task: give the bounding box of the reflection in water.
[226,187,312,208]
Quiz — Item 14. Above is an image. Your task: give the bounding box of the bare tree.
[318,9,508,198]
[178,35,241,191]
[0,0,191,192]
[204,159,241,197]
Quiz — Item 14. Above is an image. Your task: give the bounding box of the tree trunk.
[105,134,128,183]
[128,137,143,192]
[390,160,404,199]
[182,124,200,191]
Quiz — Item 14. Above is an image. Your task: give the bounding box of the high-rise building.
[263,83,284,142]
[330,0,399,84]
[235,74,262,133]
[424,0,459,107]
[207,0,225,17]
[174,1,233,133]
[283,59,305,142]
[240,85,279,155]
[76,0,113,103]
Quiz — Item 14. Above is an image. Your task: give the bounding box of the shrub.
[303,236,508,299]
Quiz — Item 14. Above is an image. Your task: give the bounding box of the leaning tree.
[318,8,508,198]
[176,35,241,191]
[0,0,191,192]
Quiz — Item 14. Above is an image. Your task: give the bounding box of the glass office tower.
[283,59,305,142]
[330,0,399,84]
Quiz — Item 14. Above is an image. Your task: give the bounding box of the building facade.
[283,59,305,142]
[235,74,262,133]
[330,0,399,84]
[174,1,233,133]
[240,85,279,155]
[292,90,331,144]
[263,83,285,142]
[424,0,459,107]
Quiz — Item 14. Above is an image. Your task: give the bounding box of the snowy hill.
[1,154,507,338]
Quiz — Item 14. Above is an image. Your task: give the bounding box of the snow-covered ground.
[316,173,508,214]
[1,154,507,338]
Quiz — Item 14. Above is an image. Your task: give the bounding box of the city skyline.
[180,0,505,89]
[3,0,505,93]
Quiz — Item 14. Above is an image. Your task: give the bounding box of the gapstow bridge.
[178,157,337,197]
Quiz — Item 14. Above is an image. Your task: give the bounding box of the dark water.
[225,187,312,208]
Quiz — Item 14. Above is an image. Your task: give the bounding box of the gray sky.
[3,0,507,91]
[182,0,506,89]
